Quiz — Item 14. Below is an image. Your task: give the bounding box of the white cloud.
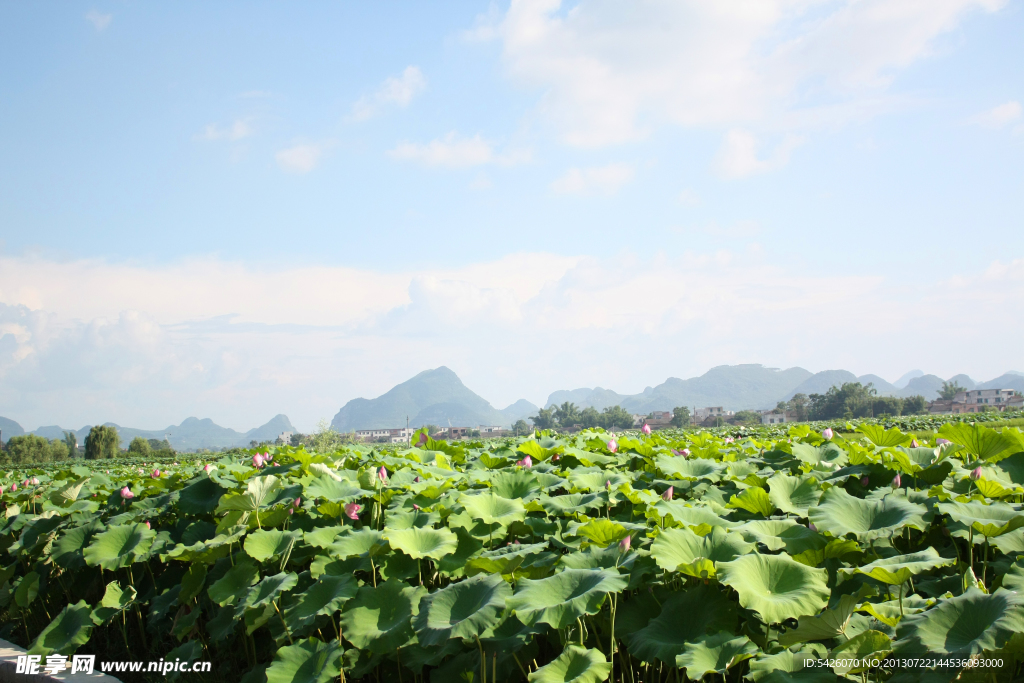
[550,163,635,195]
[677,188,701,206]
[351,66,427,121]
[85,10,112,31]
[276,143,326,173]
[714,129,803,179]
[479,0,1006,147]
[2,251,1022,433]
[198,119,254,141]
[972,101,1022,128]
[388,132,531,168]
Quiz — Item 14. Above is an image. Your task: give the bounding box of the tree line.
[774,382,928,421]
[529,402,692,431]
[0,425,174,465]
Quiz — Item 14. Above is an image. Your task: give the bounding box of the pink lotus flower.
[152,470,160,478]
[293,497,301,508]
[662,486,674,501]
[23,480,29,487]
[145,521,151,529]
[252,454,264,469]
[344,503,362,520]
[516,455,532,468]
[724,437,734,444]
[607,439,618,453]
[680,448,691,457]
[936,438,951,446]
[619,535,631,551]
[414,476,420,483]
[641,423,651,436]
[861,476,870,487]
[121,486,134,499]
[378,467,388,485]
[204,464,213,472]
[892,474,901,488]
[970,467,982,481]
[30,477,39,485]
[809,523,817,532]
[910,439,919,448]
[822,428,834,440]
[413,504,420,510]
[605,480,611,490]
[417,432,428,446]
[265,453,272,462]
[9,484,16,492]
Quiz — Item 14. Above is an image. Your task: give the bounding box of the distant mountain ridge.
[0,415,295,451]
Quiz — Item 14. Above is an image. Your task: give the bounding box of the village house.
[760,411,791,425]
[928,389,1022,414]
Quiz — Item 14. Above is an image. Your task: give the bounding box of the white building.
[693,407,734,421]
[355,427,415,443]
[760,412,790,425]
[277,431,293,444]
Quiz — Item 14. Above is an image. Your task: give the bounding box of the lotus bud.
[378,466,388,484]
[681,448,690,457]
[641,423,651,436]
[607,439,618,453]
[513,539,520,545]
[970,467,982,481]
[552,454,560,461]
[520,455,533,468]
[619,535,631,551]
[145,521,151,529]
[809,523,817,532]
[152,469,160,478]
[892,473,901,488]
[662,486,674,501]
[822,428,834,440]
[294,497,301,508]
[861,476,870,487]
[288,508,293,515]
[344,503,362,520]
[30,477,39,485]
[413,504,420,510]
[605,480,611,490]
[936,438,951,446]
[417,432,428,446]
[910,439,919,448]
[23,480,29,487]
[414,476,420,483]
[252,454,264,469]
[265,453,273,462]
[121,486,134,499]
[10,483,16,492]
[204,464,213,472]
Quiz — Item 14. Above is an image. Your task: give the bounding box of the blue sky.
[1,1,1022,432]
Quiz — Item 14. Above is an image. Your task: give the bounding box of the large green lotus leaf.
[994,452,1024,488]
[208,559,260,606]
[726,487,775,517]
[28,600,94,655]
[717,553,829,625]
[384,527,458,560]
[624,584,737,664]
[737,519,825,554]
[574,519,629,548]
[857,425,912,448]
[284,574,358,633]
[83,522,155,570]
[938,422,1019,461]
[339,579,427,653]
[247,572,298,608]
[675,633,757,678]
[48,477,89,507]
[560,545,636,572]
[177,562,207,603]
[843,548,955,585]
[790,538,862,568]
[895,588,1024,656]
[217,475,280,513]
[528,646,610,683]
[265,638,343,683]
[460,492,527,525]
[413,573,510,645]
[778,595,858,646]
[385,508,441,530]
[653,501,740,529]
[568,470,631,493]
[830,630,891,675]
[164,528,246,564]
[489,469,542,500]
[855,595,933,628]
[304,476,366,502]
[655,457,723,481]
[245,529,303,562]
[91,582,137,625]
[650,526,753,579]
[50,519,104,570]
[1002,561,1024,592]
[178,476,227,515]
[791,442,848,467]
[507,568,626,629]
[328,528,388,559]
[15,571,40,608]
[808,487,927,542]
[767,474,822,517]
[304,526,346,549]
[747,648,830,683]
[937,500,1024,538]
[540,493,603,516]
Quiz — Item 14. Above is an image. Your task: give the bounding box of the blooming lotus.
[344,503,362,520]
[970,467,982,481]
[265,453,273,462]
[680,448,690,457]
[619,535,631,551]
[822,428,834,440]
[204,464,213,472]
[892,474,901,488]
[641,423,651,436]
[252,454,264,469]
[607,439,618,453]
[662,486,674,501]
[30,477,39,485]
[516,455,532,468]
[724,437,734,444]
[121,486,134,500]
[152,470,160,478]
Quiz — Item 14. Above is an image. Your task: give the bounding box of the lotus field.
[5,422,1024,683]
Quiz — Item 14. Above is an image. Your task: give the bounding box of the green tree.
[5,435,69,464]
[84,425,120,460]
[599,405,633,429]
[903,395,927,414]
[511,419,531,436]
[579,406,602,429]
[553,402,581,428]
[939,381,964,400]
[128,436,151,456]
[870,396,904,418]
[732,410,761,425]
[64,431,79,458]
[670,406,690,427]
[530,407,557,430]
[808,383,877,420]
[307,418,343,453]
[778,394,809,421]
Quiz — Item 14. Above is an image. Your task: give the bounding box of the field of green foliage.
[4,419,1024,683]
